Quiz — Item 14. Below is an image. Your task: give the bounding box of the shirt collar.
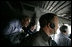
[39,29,52,41]
[60,32,68,37]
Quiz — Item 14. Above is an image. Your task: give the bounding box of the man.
[55,25,71,46]
[21,13,59,46]
[3,15,31,46]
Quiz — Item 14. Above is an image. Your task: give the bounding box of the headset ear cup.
[50,23,55,29]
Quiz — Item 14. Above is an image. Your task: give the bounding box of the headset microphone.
[50,22,55,40]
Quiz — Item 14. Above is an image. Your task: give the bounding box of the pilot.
[3,15,31,46]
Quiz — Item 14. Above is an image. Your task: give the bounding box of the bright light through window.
[56,24,71,35]
[36,21,40,31]
[64,24,71,34]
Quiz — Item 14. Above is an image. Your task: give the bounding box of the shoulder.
[66,37,71,42]
[27,31,40,40]
[51,40,58,46]
[9,19,20,26]
[22,32,41,46]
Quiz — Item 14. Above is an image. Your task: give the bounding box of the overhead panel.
[49,1,59,11]
[55,1,71,13]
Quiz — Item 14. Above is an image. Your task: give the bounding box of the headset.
[50,22,55,29]
[49,22,56,40]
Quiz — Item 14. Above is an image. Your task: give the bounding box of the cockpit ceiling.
[22,1,71,21]
[2,1,71,21]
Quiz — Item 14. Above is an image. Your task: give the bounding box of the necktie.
[48,37,52,46]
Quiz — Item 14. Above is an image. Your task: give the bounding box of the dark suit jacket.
[21,29,57,46]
